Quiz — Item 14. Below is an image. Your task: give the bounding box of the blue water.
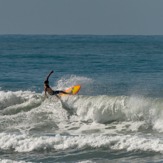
[1,35,163,163]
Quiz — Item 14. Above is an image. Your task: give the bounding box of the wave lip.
[71,95,127,123]
[63,95,163,133]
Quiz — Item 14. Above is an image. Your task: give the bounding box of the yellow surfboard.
[59,85,81,96]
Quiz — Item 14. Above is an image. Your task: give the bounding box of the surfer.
[44,70,70,98]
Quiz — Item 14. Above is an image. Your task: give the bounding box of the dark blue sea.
[1,35,163,163]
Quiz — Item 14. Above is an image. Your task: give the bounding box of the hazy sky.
[0,0,163,35]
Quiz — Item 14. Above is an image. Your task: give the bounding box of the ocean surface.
[1,35,163,163]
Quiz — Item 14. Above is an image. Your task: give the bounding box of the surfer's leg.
[59,91,71,94]
[54,90,71,95]
[52,91,69,100]
[51,91,61,99]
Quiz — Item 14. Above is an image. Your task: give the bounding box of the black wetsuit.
[50,90,63,95]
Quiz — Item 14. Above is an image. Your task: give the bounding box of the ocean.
[0,35,163,163]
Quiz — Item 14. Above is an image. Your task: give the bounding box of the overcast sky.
[0,0,163,35]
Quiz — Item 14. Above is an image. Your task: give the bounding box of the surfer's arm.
[46,70,54,81]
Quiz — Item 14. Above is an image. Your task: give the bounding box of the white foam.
[0,159,31,163]
[63,95,127,123]
[77,161,94,163]
[2,90,163,134]
[0,132,163,153]
[112,135,163,153]
[2,90,163,154]
[64,95,163,129]
[0,90,41,110]
[153,109,163,132]
[0,91,24,109]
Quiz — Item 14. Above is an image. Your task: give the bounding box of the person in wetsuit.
[44,70,70,98]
